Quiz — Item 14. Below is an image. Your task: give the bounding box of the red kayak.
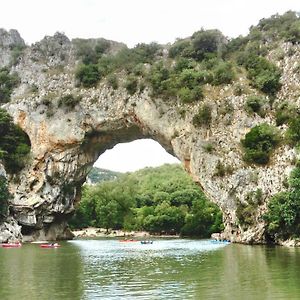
[119,239,138,243]
[40,243,61,248]
[1,242,22,248]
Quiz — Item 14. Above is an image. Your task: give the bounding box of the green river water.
[0,238,300,299]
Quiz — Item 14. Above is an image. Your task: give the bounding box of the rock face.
[0,29,299,243]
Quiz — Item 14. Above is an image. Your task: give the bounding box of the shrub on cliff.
[0,176,9,220]
[242,54,281,95]
[192,104,212,127]
[245,95,267,117]
[275,102,297,126]
[58,94,81,110]
[241,123,280,165]
[191,29,225,61]
[124,75,138,95]
[264,166,300,240]
[0,109,31,173]
[285,116,300,145]
[0,68,20,103]
[75,64,100,87]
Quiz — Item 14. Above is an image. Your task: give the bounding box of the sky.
[1,0,299,172]
[95,139,180,173]
[0,0,299,47]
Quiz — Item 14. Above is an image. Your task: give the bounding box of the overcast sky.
[1,0,299,172]
[1,0,299,47]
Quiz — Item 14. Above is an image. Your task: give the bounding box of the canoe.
[140,241,153,244]
[1,243,22,248]
[119,239,138,242]
[40,243,61,248]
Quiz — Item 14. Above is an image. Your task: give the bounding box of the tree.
[0,176,9,220]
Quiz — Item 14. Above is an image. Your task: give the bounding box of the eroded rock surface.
[0,29,299,243]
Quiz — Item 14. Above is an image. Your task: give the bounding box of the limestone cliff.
[0,27,299,243]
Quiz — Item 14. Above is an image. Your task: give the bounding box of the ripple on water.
[68,239,229,299]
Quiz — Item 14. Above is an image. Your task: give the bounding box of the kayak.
[40,243,61,248]
[1,243,22,248]
[140,240,153,244]
[119,239,138,242]
[210,240,231,244]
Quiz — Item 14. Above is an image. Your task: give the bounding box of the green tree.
[241,123,280,165]
[0,176,9,220]
[0,109,31,173]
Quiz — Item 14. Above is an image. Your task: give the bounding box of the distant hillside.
[86,167,122,184]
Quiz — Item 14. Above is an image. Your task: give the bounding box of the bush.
[74,38,110,64]
[178,86,203,104]
[245,95,266,117]
[124,75,138,95]
[212,61,235,85]
[0,68,20,103]
[264,166,300,240]
[107,74,118,90]
[243,54,281,95]
[241,123,280,165]
[275,102,297,126]
[75,64,100,87]
[58,94,81,109]
[192,104,212,127]
[169,40,192,58]
[285,116,300,145]
[191,29,225,61]
[0,176,9,220]
[0,109,31,173]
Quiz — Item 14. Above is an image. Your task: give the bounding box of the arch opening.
[68,138,224,238]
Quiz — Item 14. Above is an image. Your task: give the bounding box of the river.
[0,238,300,299]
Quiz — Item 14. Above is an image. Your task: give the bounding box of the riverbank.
[72,227,179,239]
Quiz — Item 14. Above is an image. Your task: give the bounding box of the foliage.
[73,38,110,64]
[0,109,31,173]
[212,61,235,85]
[264,166,300,240]
[69,164,224,237]
[285,115,300,146]
[75,64,100,87]
[10,44,26,66]
[106,74,118,90]
[242,54,281,95]
[124,75,138,95]
[0,68,20,103]
[236,189,263,229]
[275,102,297,126]
[254,11,300,44]
[0,176,9,220]
[192,104,212,127]
[241,123,280,165]
[87,167,121,184]
[191,29,225,61]
[245,95,266,117]
[58,94,81,109]
[168,40,191,58]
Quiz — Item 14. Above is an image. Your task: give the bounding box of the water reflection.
[0,242,83,300]
[70,239,300,300]
[1,239,300,299]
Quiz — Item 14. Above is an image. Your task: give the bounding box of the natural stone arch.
[1,31,295,243]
